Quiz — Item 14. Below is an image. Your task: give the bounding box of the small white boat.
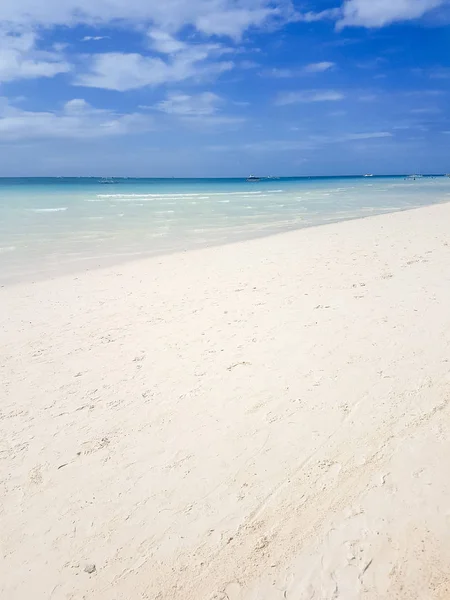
[246,175,261,182]
[364,174,374,177]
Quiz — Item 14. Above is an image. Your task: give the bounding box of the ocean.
[1,176,449,283]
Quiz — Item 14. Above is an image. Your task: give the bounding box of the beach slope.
[2,203,450,599]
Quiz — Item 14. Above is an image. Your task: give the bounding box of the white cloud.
[76,43,234,90]
[303,61,335,73]
[0,98,153,140]
[266,67,298,78]
[309,131,393,144]
[148,30,187,54]
[0,1,296,86]
[217,130,393,153]
[155,92,221,116]
[195,7,277,40]
[410,107,440,114]
[81,35,109,41]
[0,0,295,40]
[0,30,70,82]
[343,131,392,140]
[266,62,335,78]
[337,0,447,28]
[295,0,449,28]
[275,90,345,105]
[296,8,341,22]
[150,91,245,128]
[240,59,259,69]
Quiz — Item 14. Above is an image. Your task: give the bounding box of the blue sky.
[1,0,450,176]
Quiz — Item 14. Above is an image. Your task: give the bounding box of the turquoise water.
[1,176,449,282]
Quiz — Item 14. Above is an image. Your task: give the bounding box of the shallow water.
[1,176,449,282]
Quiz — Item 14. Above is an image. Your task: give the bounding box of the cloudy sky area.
[1,0,450,176]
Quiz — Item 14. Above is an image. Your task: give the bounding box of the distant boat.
[99,177,117,184]
[364,174,374,177]
[246,175,261,182]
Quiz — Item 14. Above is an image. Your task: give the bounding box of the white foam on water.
[30,207,68,213]
[0,246,16,253]
[94,190,284,200]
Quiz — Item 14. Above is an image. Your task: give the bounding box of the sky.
[1,0,450,177]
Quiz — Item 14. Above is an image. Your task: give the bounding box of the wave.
[0,245,16,253]
[93,190,284,200]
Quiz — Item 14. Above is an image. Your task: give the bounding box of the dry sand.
[1,203,450,600]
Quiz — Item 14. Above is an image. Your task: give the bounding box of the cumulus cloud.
[195,7,277,40]
[337,0,447,28]
[0,98,153,140]
[294,0,449,28]
[0,29,70,82]
[275,90,345,105]
[0,1,296,86]
[76,42,234,90]
[148,30,187,54]
[0,0,295,40]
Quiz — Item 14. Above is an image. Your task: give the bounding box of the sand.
[1,202,450,600]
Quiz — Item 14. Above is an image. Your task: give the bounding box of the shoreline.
[2,201,450,599]
[2,199,450,287]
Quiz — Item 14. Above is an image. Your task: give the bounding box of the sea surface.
[1,176,449,283]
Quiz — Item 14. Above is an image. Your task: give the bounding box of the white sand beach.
[2,202,450,599]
